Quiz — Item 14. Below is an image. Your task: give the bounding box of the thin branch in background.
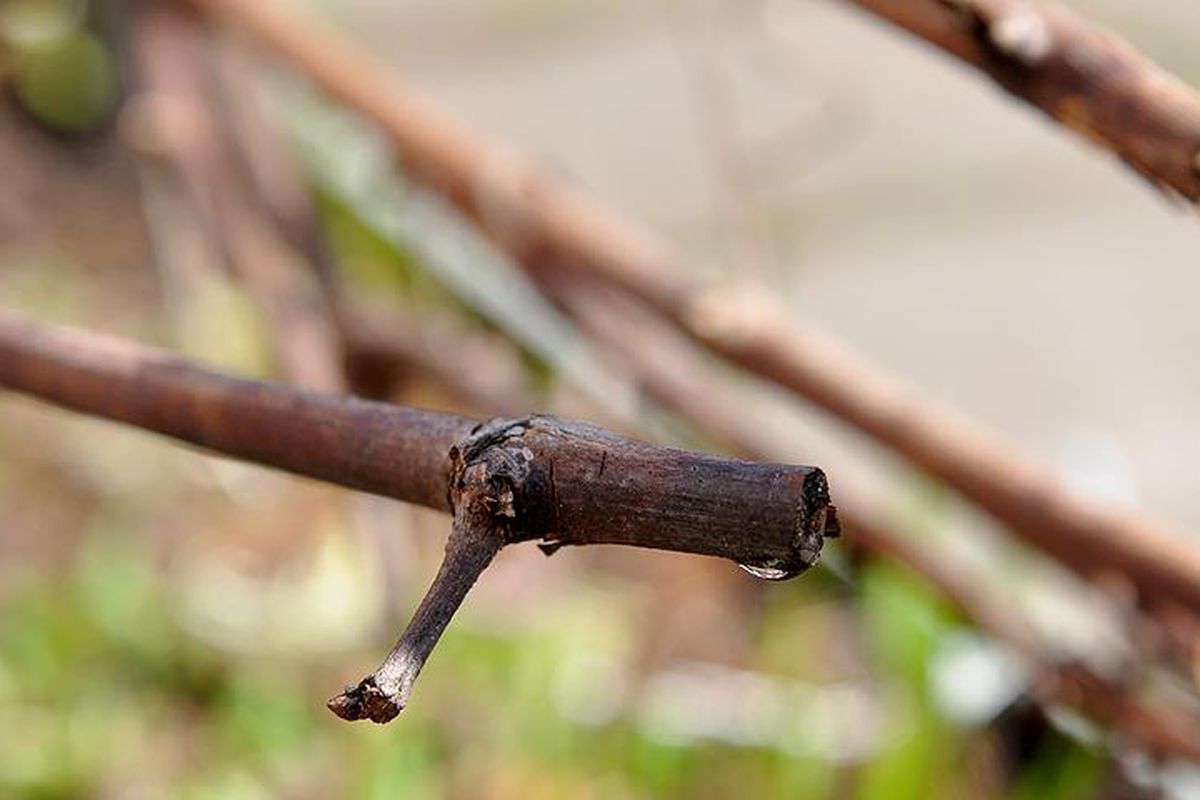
[129,4,534,417]
[208,34,339,290]
[126,3,344,393]
[675,0,777,283]
[525,264,1200,762]
[181,0,1200,616]
[0,306,840,719]
[206,44,540,415]
[528,266,782,459]
[840,0,1200,202]
[336,297,534,414]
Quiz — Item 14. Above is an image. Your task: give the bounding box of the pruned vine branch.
[0,306,839,721]
[181,0,1200,615]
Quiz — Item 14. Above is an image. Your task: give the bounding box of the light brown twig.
[840,0,1200,201]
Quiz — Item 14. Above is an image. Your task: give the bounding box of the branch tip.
[327,676,404,724]
[329,424,518,724]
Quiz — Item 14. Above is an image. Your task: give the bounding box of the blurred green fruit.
[14,28,116,133]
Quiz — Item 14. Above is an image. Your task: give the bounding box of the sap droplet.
[738,562,800,581]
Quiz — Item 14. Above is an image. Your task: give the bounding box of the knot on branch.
[942,0,1056,69]
[685,283,781,348]
[448,416,541,543]
[327,674,403,724]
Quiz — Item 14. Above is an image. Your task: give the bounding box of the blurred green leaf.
[0,0,83,47]
[855,562,960,800]
[212,670,315,762]
[1010,732,1101,800]
[860,561,956,688]
[315,189,428,294]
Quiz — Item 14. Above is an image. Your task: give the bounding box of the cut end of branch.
[737,469,839,581]
[327,676,404,724]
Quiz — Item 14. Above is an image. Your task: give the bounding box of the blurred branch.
[839,0,1200,201]
[207,34,337,288]
[676,3,776,282]
[182,0,1200,616]
[128,4,533,417]
[126,3,344,393]
[206,42,538,414]
[0,306,839,719]
[530,266,1200,762]
[287,110,640,422]
[336,299,533,414]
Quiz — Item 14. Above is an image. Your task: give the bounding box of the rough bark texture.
[0,307,837,573]
[328,450,507,722]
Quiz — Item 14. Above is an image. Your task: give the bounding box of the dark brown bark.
[180,0,1200,616]
[0,306,839,718]
[0,307,464,510]
[841,0,1200,201]
[329,443,507,722]
[0,307,836,569]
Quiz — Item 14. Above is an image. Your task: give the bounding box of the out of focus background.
[2,0,1200,797]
